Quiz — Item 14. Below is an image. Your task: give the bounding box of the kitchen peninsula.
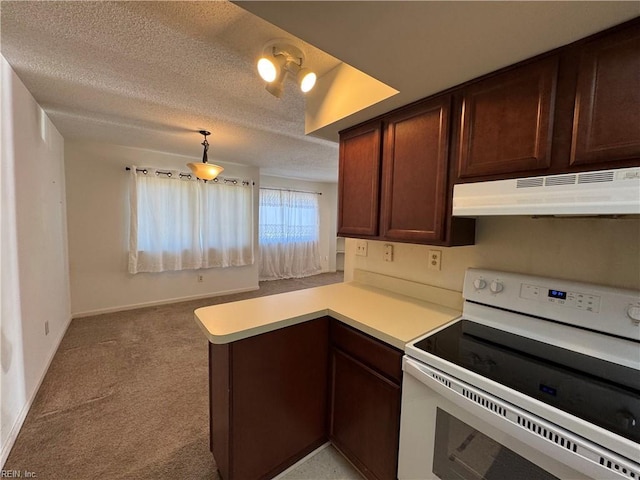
[194,273,462,480]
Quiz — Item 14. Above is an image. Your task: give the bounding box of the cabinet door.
[211,318,329,480]
[457,56,558,179]
[338,122,382,237]
[381,96,450,243]
[571,24,640,166]
[330,349,401,480]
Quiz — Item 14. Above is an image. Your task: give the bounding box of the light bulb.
[297,68,316,93]
[257,57,277,82]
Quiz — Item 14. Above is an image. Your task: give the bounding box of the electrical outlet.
[384,244,394,262]
[45,321,49,336]
[197,274,204,283]
[428,250,442,271]
[356,240,368,257]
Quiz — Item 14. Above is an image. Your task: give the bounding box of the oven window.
[433,408,559,480]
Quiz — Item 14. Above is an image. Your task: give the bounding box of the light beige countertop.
[194,275,462,350]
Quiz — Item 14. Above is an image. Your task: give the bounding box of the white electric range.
[398,268,640,480]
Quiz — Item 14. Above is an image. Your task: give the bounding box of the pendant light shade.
[187,162,224,181]
[187,130,224,181]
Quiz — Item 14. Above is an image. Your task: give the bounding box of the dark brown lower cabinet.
[329,320,403,480]
[208,317,403,480]
[330,350,402,480]
[209,318,329,480]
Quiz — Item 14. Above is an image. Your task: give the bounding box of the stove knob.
[473,279,487,290]
[627,305,640,325]
[490,281,504,294]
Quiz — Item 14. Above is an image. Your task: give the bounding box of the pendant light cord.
[201,131,209,164]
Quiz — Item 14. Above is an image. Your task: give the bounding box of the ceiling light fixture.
[187,130,224,181]
[257,41,317,98]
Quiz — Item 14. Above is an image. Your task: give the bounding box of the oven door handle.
[402,356,640,480]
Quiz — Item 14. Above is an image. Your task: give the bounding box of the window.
[259,188,321,280]
[128,167,253,273]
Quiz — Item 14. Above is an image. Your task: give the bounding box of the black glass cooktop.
[413,320,640,443]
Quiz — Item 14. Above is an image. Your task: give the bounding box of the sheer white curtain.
[201,181,254,268]
[259,188,321,280]
[129,167,254,274]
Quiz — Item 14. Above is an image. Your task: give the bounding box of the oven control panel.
[463,268,640,341]
[519,283,601,313]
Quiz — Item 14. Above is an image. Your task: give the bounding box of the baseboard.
[1,314,73,468]
[71,285,260,319]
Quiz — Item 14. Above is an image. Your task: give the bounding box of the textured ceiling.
[2,2,638,183]
[0,1,342,182]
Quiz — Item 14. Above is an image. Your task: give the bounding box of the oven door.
[398,357,639,480]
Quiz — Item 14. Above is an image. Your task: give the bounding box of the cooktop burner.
[413,319,640,443]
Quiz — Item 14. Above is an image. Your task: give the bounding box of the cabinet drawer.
[330,320,403,383]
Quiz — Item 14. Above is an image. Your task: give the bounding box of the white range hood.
[452,167,640,216]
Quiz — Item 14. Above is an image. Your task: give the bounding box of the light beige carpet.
[5,272,343,480]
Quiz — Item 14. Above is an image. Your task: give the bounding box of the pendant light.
[187,130,224,181]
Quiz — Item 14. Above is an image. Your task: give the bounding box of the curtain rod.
[125,167,254,186]
[260,187,322,195]
[125,166,192,179]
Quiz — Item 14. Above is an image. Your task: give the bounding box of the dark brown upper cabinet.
[338,98,475,246]
[337,121,382,237]
[337,19,638,246]
[380,96,451,243]
[571,23,640,167]
[456,56,559,179]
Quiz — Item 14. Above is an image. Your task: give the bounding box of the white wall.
[1,57,71,466]
[259,175,338,273]
[344,216,640,292]
[65,142,261,317]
